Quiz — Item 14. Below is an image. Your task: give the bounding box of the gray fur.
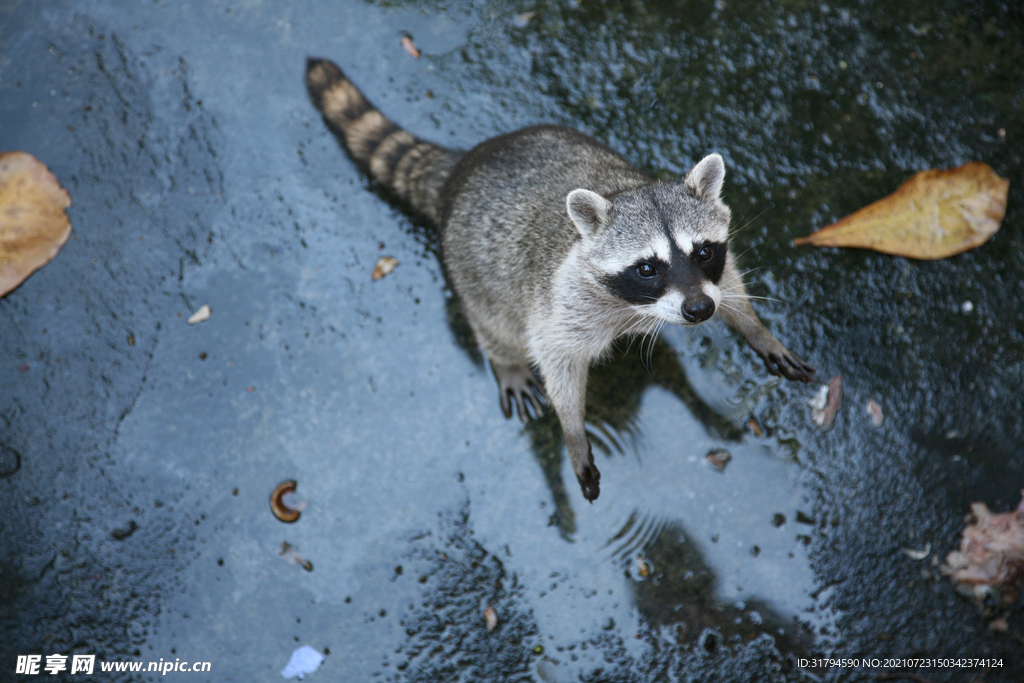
[306,58,814,502]
[305,58,462,224]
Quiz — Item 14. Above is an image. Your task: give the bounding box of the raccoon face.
[566,154,732,327]
[604,240,727,324]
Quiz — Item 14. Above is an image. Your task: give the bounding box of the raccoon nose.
[682,295,715,323]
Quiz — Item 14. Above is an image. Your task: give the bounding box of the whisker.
[730,207,771,238]
[717,267,760,290]
[717,300,758,325]
[721,293,784,304]
[639,323,655,371]
[645,319,666,368]
[617,314,644,353]
[620,316,649,354]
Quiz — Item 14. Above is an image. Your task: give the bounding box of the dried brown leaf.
[0,151,72,296]
[270,480,305,523]
[401,36,420,59]
[704,449,732,473]
[808,374,843,430]
[942,491,1024,612]
[484,605,498,632]
[372,256,398,280]
[795,162,1008,259]
[866,399,884,427]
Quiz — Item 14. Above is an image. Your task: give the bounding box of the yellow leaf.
[794,162,1008,260]
[0,152,73,296]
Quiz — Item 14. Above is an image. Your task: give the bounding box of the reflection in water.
[395,502,816,682]
[446,292,749,537]
[446,291,748,535]
[613,517,814,656]
[443,294,819,658]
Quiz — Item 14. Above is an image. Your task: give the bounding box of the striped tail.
[305,58,462,226]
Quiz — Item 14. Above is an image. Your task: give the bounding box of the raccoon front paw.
[762,349,816,383]
[577,462,601,502]
[570,441,601,502]
[491,361,546,422]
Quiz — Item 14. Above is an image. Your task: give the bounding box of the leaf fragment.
[704,449,732,473]
[484,605,498,632]
[795,162,1008,259]
[942,491,1024,614]
[278,541,313,572]
[808,374,843,430]
[902,542,930,560]
[400,35,420,59]
[371,256,399,280]
[0,151,73,296]
[188,304,212,325]
[866,399,884,427]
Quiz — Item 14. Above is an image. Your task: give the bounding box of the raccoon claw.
[491,362,546,422]
[577,463,601,502]
[571,442,601,502]
[763,351,815,383]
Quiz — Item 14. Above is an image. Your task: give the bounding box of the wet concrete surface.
[1,0,1022,681]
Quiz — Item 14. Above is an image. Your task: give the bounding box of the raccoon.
[306,58,814,502]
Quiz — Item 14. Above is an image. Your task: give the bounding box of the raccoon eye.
[696,245,714,263]
[636,262,658,279]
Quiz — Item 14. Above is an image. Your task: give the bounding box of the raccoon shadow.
[444,295,745,538]
[619,519,816,661]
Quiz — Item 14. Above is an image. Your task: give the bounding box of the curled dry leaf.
[187,304,212,325]
[808,374,843,430]
[795,162,1008,260]
[400,35,420,59]
[484,605,498,632]
[0,151,73,296]
[902,542,930,561]
[371,256,399,281]
[942,491,1024,612]
[865,399,884,427]
[704,449,732,473]
[271,480,306,523]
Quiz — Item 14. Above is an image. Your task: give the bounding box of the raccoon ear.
[683,154,726,201]
[566,189,613,235]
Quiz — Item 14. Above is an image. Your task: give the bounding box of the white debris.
[807,385,829,413]
[280,645,324,680]
[187,304,211,325]
[866,399,884,427]
[902,542,930,560]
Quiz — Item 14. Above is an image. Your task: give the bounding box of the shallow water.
[1,0,1022,681]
